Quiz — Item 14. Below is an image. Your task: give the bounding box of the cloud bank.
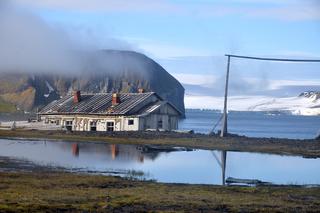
[0,1,85,73]
[0,1,138,75]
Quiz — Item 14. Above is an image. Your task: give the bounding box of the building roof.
[38,92,180,116]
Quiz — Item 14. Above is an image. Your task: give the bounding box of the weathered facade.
[38,91,181,132]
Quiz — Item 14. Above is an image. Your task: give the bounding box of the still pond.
[0,138,319,186]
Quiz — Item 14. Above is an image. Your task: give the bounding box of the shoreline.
[0,129,319,158]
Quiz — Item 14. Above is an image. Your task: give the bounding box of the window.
[128,119,134,125]
[66,121,73,126]
[158,120,163,129]
[107,122,114,132]
[90,121,97,131]
[65,120,73,131]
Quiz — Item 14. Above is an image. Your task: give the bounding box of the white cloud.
[139,43,211,58]
[268,79,320,90]
[12,0,180,13]
[120,36,212,58]
[246,4,320,21]
[172,73,217,86]
[172,72,320,92]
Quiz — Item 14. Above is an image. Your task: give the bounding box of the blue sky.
[24,0,319,57]
[9,0,320,96]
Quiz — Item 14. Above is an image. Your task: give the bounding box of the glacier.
[185,94,320,116]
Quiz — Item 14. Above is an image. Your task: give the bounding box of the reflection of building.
[109,144,146,162]
[110,144,119,160]
[39,91,181,132]
[62,142,160,163]
[71,143,79,157]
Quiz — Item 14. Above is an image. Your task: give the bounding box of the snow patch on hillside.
[44,81,55,98]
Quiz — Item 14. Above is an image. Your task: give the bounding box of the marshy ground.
[1,171,320,212]
[1,129,320,212]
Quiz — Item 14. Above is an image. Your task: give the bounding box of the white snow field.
[185,94,320,116]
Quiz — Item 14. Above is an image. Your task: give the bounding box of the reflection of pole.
[221,151,227,185]
[139,155,144,163]
[220,56,231,137]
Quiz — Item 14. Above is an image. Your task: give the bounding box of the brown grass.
[0,171,319,212]
[0,129,320,158]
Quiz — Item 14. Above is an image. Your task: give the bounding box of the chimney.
[73,91,81,103]
[112,93,120,106]
[138,88,145,93]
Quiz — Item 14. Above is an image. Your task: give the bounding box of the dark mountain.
[0,50,185,116]
[299,91,320,100]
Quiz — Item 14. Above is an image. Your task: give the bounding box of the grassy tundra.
[0,171,319,212]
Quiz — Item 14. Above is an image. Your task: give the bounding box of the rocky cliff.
[299,91,320,101]
[0,50,185,116]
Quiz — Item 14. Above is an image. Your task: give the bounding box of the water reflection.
[110,144,117,159]
[0,139,319,185]
[222,151,227,185]
[71,143,79,157]
[211,150,227,185]
[63,142,161,163]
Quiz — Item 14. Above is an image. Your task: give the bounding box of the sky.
[4,0,320,97]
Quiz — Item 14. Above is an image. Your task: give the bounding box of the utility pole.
[220,55,231,137]
[219,54,320,137]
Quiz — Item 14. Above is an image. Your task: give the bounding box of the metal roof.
[39,92,159,116]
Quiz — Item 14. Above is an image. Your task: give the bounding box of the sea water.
[179,109,320,139]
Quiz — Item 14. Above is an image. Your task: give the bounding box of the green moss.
[1,171,319,212]
[0,98,16,113]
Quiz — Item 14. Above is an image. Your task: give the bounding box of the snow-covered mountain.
[185,91,320,116]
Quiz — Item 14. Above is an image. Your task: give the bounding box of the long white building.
[38,91,181,132]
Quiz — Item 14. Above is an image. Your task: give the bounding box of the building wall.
[40,103,180,132]
[122,117,140,131]
[141,114,178,131]
[139,103,179,131]
[41,115,141,131]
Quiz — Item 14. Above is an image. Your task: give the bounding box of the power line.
[219,54,320,137]
[225,54,320,63]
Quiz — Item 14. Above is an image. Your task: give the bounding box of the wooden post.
[220,55,231,137]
